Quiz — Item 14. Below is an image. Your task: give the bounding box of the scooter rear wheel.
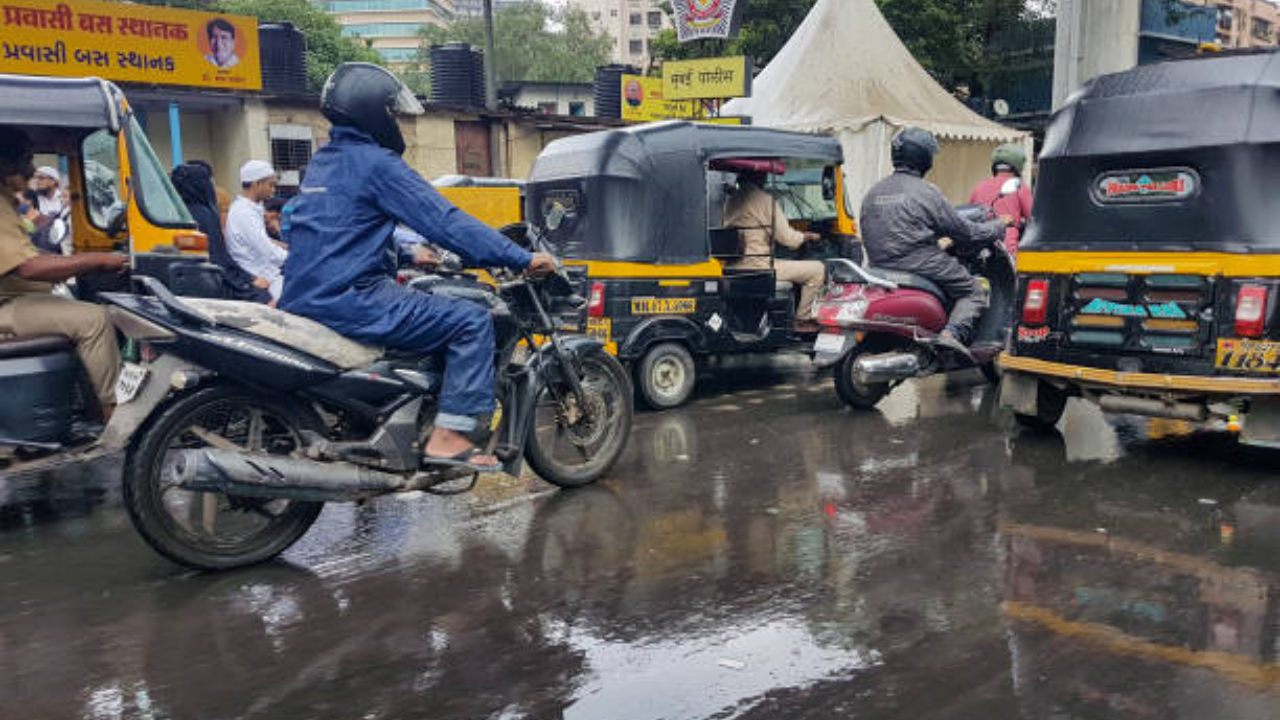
[834,348,891,409]
[123,385,325,571]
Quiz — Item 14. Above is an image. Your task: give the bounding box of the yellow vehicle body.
[436,186,523,230]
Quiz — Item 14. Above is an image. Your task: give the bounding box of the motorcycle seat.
[180,299,384,370]
[0,334,74,359]
[864,268,946,301]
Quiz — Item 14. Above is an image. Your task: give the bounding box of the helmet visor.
[394,84,425,116]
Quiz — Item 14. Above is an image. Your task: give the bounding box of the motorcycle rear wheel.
[527,350,634,488]
[124,385,325,571]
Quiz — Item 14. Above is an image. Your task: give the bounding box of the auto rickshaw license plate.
[587,317,611,341]
[632,298,697,315]
[1215,339,1280,372]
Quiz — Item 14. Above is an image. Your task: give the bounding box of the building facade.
[451,0,525,17]
[1190,0,1280,47]
[319,0,456,65]
[568,0,671,68]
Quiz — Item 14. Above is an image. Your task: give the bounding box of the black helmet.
[321,62,424,156]
[891,127,939,176]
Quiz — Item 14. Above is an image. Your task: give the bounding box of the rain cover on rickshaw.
[525,121,842,265]
[1024,50,1280,253]
[0,74,121,130]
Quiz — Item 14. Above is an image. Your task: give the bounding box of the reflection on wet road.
[4,360,1280,719]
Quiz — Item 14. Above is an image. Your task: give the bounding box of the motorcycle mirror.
[999,177,1022,197]
[545,203,567,232]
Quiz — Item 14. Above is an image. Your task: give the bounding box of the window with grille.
[269,125,314,195]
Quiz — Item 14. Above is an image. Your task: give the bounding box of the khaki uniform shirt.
[0,201,53,299]
[723,185,807,271]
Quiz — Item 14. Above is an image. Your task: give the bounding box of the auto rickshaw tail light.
[587,282,606,318]
[1235,284,1268,338]
[173,232,208,252]
[1022,279,1049,325]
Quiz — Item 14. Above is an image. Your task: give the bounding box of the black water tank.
[432,42,482,107]
[472,48,488,107]
[259,23,307,95]
[594,64,636,119]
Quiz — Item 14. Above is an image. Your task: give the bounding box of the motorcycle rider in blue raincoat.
[280,63,554,471]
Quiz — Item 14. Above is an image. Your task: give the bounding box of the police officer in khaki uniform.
[723,170,826,332]
[0,127,126,420]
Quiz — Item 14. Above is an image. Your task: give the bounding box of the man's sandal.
[421,446,503,473]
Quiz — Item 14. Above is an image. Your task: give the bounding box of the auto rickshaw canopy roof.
[0,74,123,131]
[526,121,843,264]
[1026,49,1280,252]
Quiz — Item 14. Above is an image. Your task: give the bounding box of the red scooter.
[811,182,1020,409]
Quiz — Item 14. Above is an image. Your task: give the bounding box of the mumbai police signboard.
[663,56,752,100]
[621,74,700,123]
[673,0,746,43]
[0,0,262,91]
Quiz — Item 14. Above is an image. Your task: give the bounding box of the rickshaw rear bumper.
[999,353,1280,396]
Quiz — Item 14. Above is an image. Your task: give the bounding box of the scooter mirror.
[999,177,1022,197]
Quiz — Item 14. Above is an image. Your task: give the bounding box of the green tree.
[216,0,382,91]
[875,0,1028,91]
[133,0,383,91]
[404,2,612,95]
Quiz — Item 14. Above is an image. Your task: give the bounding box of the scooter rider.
[860,128,1010,352]
[279,63,555,472]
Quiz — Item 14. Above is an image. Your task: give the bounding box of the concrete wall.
[1053,0,1142,110]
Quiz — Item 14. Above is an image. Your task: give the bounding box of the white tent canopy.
[723,0,1031,210]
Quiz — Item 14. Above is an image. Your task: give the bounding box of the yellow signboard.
[0,0,262,91]
[663,56,752,100]
[621,74,700,123]
[632,298,698,315]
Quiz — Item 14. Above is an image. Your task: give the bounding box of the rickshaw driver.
[860,128,1010,353]
[279,63,554,473]
[724,169,826,333]
[0,127,126,421]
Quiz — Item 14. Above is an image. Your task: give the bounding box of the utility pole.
[482,0,504,176]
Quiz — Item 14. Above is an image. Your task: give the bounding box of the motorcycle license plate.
[814,333,847,355]
[115,363,149,405]
[1216,339,1280,372]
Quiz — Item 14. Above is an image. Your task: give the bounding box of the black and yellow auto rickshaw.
[1,73,209,294]
[1000,50,1280,444]
[523,121,857,408]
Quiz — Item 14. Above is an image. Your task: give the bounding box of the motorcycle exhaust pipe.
[166,448,411,503]
[854,352,920,384]
[1098,395,1208,422]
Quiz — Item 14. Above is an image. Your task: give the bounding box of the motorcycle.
[1,213,634,570]
[811,178,1021,409]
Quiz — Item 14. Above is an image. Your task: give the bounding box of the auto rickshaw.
[1,73,209,295]
[523,121,858,408]
[999,50,1280,445]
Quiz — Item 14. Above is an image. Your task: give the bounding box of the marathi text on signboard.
[0,0,262,91]
[621,75,701,123]
[673,0,745,43]
[663,56,752,100]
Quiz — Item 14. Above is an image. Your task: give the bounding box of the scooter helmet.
[991,143,1026,176]
[321,62,424,156]
[891,127,939,176]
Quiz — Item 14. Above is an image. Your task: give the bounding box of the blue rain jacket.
[279,127,532,346]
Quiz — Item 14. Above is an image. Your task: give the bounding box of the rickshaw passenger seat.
[709,227,743,258]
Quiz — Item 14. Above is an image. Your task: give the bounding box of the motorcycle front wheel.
[123,385,325,571]
[527,349,634,488]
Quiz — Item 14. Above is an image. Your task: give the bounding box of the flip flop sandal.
[421,446,504,473]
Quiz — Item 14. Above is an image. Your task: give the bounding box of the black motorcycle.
[60,218,633,570]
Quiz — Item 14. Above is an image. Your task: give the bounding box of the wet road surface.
[4,359,1280,719]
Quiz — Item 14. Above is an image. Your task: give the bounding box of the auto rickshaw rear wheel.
[637,342,696,410]
[1013,380,1069,432]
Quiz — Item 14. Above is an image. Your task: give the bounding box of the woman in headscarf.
[171,162,270,303]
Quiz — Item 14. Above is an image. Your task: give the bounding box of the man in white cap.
[33,166,65,217]
[225,159,286,301]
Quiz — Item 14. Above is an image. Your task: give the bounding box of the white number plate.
[115,363,149,405]
[813,332,847,355]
